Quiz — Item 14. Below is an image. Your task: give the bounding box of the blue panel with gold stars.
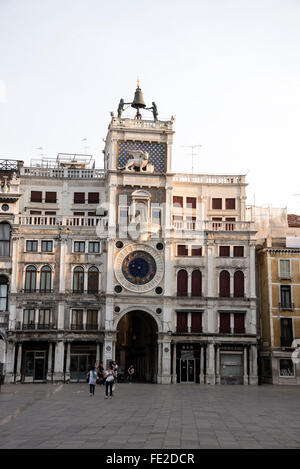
[117,141,167,173]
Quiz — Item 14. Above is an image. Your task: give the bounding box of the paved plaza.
[0,382,300,449]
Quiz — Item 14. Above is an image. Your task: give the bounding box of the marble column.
[47,342,53,382]
[215,345,220,384]
[199,345,205,384]
[65,342,71,382]
[249,345,258,385]
[16,343,22,383]
[5,342,16,383]
[172,343,177,384]
[243,346,249,385]
[54,341,65,382]
[206,343,215,384]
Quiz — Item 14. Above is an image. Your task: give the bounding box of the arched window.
[191,270,202,297]
[220,270,230,297]
[0,275,8,311]
[73,266,84,293]
[40,266,52,293]
[25,266,37,292]
[0,222,10,257]
[88,266,99,294]
[177,269,188,296]
[234,271,244,298]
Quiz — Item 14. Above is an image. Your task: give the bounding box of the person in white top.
[88,366,97,396]
[104,365,116,399]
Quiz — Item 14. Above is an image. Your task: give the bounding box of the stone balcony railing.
[110,117,173,130]
[20,167,105,179]
[173,174,245,185]
[18,215,108,228]
[173,220,254,232]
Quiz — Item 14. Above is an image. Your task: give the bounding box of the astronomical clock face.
[118,141,167,173]
[115,244,164,293]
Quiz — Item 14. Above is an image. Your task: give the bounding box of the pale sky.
[1,0,300,213]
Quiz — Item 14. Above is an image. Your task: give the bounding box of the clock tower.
[102,84,175,383]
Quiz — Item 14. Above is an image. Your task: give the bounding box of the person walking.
[88,366,97,396]
[104,364,116,399]
[97,361,104,385]
[127,364,135,383]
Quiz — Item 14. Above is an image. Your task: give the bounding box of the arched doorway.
[116,310,158,382]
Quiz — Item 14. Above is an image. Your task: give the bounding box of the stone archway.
[116,310,158,383]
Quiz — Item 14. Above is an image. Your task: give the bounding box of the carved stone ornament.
[114,243,164,293]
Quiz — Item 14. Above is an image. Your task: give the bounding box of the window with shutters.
[212,198,222,209]
[45,192,57,203]
[74,192,85,204]
[71,309,83,330]
[280,285,292,309]
[31,191,42,202]
[225,198,236,210]
[191,312,202,333]
[186,197,196,209]
[173,196,183,208]
[177,312,188,333]
[191,245,202,256]
[88,192,99,204]
[279,260,291,279]
[88,267,99,294]
[191,270,202,297]
[280,318,293,347]
[0,223,10,256]
[219,313,231,333]
[40,266,52,293]
[219,246,230,257]
[220,271,230,297]
[177,245,188,256]
[234,246,244,257]
[87,310,98,330]
[234,313,245,333]
[177,270,188,296]
[234,271,244,298]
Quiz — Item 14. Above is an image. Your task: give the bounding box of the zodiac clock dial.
[122,250,157,285]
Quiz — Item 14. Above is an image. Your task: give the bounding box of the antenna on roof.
[82,138,88,154]
[181,145,202,174]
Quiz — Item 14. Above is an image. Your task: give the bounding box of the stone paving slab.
[1,383,300,449]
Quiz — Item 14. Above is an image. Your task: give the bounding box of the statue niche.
[118,150,154,173]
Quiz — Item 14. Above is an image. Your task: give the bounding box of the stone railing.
[173,220,254,232]
[20,167,105,179]
[18,215,108,227]
[110,117,173,130]
[173,174,245,185]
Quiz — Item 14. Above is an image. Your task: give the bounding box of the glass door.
[180,359,195,383]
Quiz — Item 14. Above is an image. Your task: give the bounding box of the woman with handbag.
[104,364,116,399]
[87,366,97,396]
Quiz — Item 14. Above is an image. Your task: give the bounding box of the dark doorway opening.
[116,311,157,382]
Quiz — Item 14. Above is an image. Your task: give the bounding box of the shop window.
[191,270,202,297]
[219,246,230,257]
[220,271,230,297]
[279,359,294,377]
[177,312,188,333]
[234,246,244,257]
[234,271,244,298]
[177,270,188,297]
[280,318,293,347]
[73,267,84,293]
[225,198,236,210]
[0,222,10,256]
[31,191,42,202]
[212,198,222,209]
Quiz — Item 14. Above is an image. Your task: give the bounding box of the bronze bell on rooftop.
[131,81,146,110]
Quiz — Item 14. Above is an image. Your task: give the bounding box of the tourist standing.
[127,364,135,383]
[104,365,116,399]
[88,366,97,396]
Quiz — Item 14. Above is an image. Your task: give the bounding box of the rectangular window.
[45,211,56,216]
[191,312,202,333]
[186,197,196,209]
[88,192,99,204]
[88,212,96,217]
[225,217,235,231]
[26,240,38,252]
[280,359,294,377]
[219,246,230,257]
[74,241,85,253]
[74,192,85,204]
[225,198,236,210]
[177,245,189,256]
[45,192,57,203]
[23,309,35,329]
[88,242,100,253]
[173,196,183,208]
[191,245,202,256]
[219,313,231,333]
[71,309,83,330]
[234,246,244,257]
[280,318,293,347]
[234,313,245,334]
[280,285,292,309]
[38,309,50,329]
[30,191,42,203]
[212,198,222,209]
[87,310,98,330]
[41,240,53,252]
[279,260,291,279]
[177,312,188,333]
[30,210,42,215]
[152,208,161,225]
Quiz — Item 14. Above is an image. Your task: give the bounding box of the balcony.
[21,167,105,179]
[173,174,245,185]
[70,324,99,331]
[23,289,53,294]
[279,302,294,311]
[172,220,254,232]
[19,215,108,228]
[15,322,57,331]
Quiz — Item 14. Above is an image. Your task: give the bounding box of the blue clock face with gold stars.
[122,250,157,285]
[118,141,166,173]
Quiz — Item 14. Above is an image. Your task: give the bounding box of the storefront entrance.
[69,344,96,382]
[116,311,158,382]
[180,359,195,383]
[176,343,201,383]
[23,350,47,382]
[220,352,243,384]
